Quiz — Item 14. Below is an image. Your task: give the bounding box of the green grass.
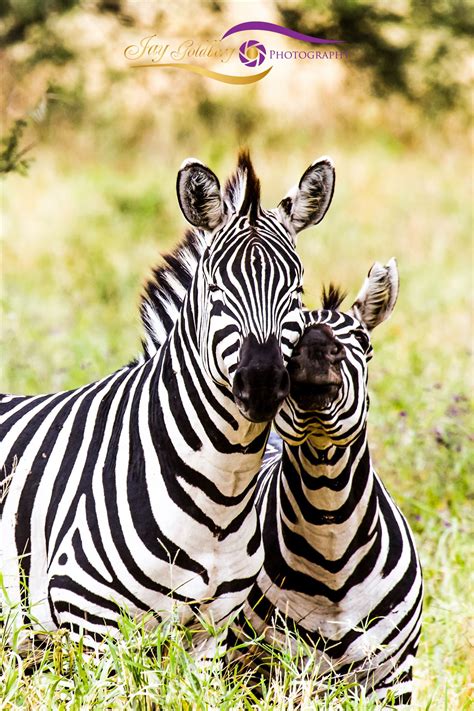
[1,131,472,708]
[0,602,424,710]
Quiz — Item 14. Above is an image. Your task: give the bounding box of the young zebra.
[239,260,423,705]
[0,151,335,651]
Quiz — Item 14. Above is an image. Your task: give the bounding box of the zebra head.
[276,259,399,444]
[176,151,335,423]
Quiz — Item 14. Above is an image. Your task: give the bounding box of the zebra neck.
[277,428,380,559]
[146,327,270,503]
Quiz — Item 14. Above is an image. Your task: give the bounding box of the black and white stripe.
[1,152,335,653]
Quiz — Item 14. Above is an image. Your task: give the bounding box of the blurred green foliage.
[0,0,79,44]
[278,0,473,112]
[0,119,33,175]
[0,0,136,45]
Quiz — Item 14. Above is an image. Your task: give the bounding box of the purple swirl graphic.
[223,21,345,45]
[239,40,266,67]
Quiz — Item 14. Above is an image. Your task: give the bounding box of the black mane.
[321,283,346,310]
[139,228,206,360]
[224,149,261,225]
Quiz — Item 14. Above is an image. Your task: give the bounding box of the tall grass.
[1,129,472,708]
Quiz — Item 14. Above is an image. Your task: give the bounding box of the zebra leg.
[371,620,421,707]
[372,664,414,707]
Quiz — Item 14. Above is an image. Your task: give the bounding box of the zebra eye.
[354,329,370,351]
[208,284,221,293]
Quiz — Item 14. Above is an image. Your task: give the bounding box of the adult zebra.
[0,151,336,652]
[239,260,423,705]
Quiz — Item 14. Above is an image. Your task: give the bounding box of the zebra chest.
[47,513,263,634]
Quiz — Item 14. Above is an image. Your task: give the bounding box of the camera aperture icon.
[239,40,266,67]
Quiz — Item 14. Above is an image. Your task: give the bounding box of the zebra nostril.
[328,342,346,364]
[233,369,249,401]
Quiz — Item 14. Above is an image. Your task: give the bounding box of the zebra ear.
[278,157,335,235]
[351,259,399,331]
[177,159,226,231]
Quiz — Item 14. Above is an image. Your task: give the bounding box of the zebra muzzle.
[232,334,290,423]
[288,323,346,411]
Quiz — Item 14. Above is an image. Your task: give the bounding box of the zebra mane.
[321,283,346,310]
[224,149,261,225]
[138,228,207,361]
